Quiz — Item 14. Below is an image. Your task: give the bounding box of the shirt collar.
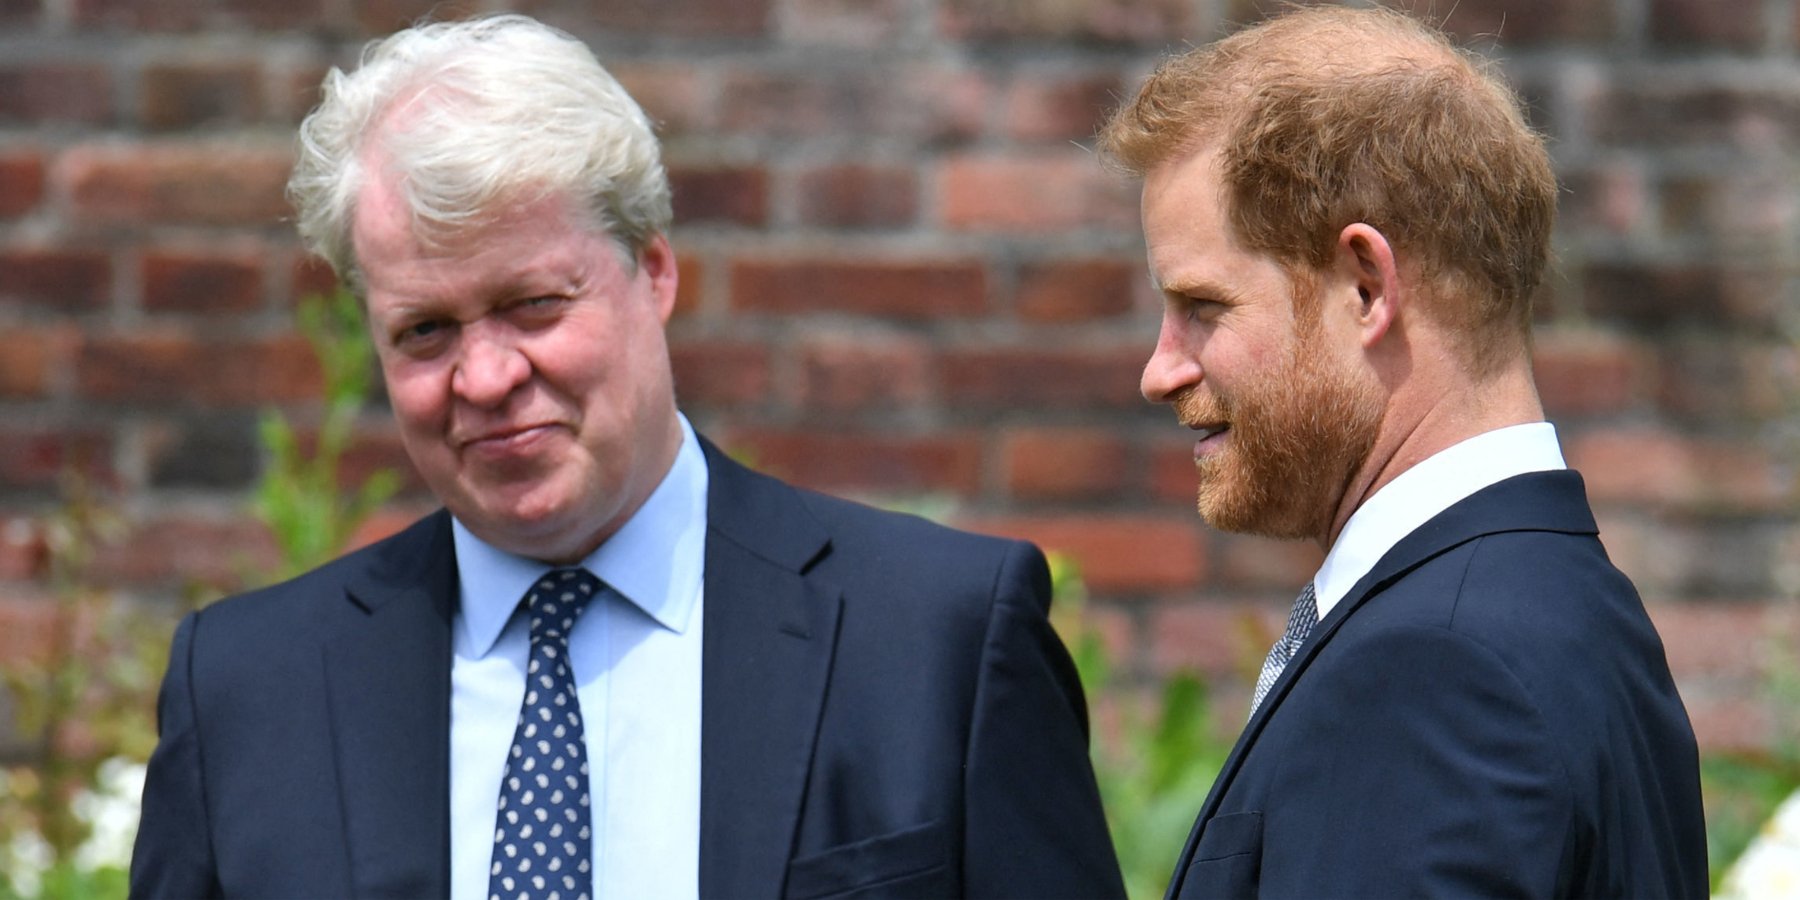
[453,414,709,658]
[1312,422,1566,619]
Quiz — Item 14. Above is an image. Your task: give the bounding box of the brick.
[1149,598,1285,678]
[939,152,1136,233]
[289,254,342,307]
[0,0,40,25]
[1559,164,1649,238]
[1649,0,1762,50]
[1212,532,1323,592]
[791,333,931,412]
[333,428,424,499]
[531,0,771,37]
[0,591,60,667]
[1015,258,1139,323]
[1531,330,1645,417]
[731,257,987,319]
[725,428,982,497]
[92,513,280,588]
[794,164,919,229]
[941,0,1193,44]
[1003,72,1123,142]
[939,344,1146,410]
[141,61,265,131]
[719,68,984,142]
[669,338,773,407]
[669,165,768,226]
[611,63,713,138]
[61,141,294,228]
[77,332,322,407]
[1652,338,1790,422]
[142,247,266,314]
[1147,439,1199,506]
[1581,263,1779,331]
[1657,170,1797,256]
[73,0,203,29]
[1644,601,1797,683]
[269,59,331,126]
[0,516,49,580]
[1590,82,1800,150]
[0,247,113,313]
[141,415,262,490]
[0,326,75,398]
[345,502,437,552]
[1429,0,1615,45]
[0,150,46,218]
[354,0,480,34]
[0,63,112,124]
[1000,426,1128,501]
[0,427,113,490]
[671,254,703,319]
[1597,514,1785,599]
[1567,428,1785,514]
[955,513,1206,593]
[1682,692,1769,754]
[781,0,908,46]
[213,0,326,30]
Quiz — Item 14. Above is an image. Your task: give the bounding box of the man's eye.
[395,319,449,347]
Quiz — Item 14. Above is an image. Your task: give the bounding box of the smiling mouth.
[458,423,557,451]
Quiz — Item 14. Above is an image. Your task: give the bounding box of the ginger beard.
[1176,319,1384,541]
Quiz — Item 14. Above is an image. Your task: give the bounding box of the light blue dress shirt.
[1314,421,1567,618]
[449,415,707,900]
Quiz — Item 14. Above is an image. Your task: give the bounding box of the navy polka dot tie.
[488,569,599,900]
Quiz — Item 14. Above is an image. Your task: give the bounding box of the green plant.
[1048,554,1237,900]
[0,287,401,899]
[1700,630,1800,891]
[254,288,401,577]
[0,475,165,900]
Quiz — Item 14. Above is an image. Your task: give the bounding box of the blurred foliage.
[1702,632,1800,891]
[0,289,398,899]
[1047,553,1235,900]
[255,287,399,579]
[0,476,160,899]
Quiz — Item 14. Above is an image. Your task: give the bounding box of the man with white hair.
[130,15,1123,899]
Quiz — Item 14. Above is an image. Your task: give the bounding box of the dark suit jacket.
[130,438,1124,899]
[1165,471,1707,899]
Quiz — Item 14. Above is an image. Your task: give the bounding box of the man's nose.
[451,325,530,408]
[1141,320,1201,403]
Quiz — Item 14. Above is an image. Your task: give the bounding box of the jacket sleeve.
[961,540,1127,899]
[129,611,222,900]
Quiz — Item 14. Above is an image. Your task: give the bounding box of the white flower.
[1718,790,1800,900]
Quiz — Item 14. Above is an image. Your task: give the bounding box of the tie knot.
[526,568,601,643]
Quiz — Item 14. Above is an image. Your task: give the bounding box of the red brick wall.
[1,0,1795,754]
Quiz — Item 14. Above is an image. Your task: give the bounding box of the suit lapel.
[322,511,458,898]
[696,440,841,898]
[1167,471,1598,897]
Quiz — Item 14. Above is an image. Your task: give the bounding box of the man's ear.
[639,233,680,325]
[1335,223,1399,349]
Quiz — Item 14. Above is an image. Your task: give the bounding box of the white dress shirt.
[449,415,707,900]
[1312,422,1567,619]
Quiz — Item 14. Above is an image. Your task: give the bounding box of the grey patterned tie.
[1248,582,1318,718]
[489,569,599,900]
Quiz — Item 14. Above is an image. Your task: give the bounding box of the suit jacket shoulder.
[1170,471,1707,900]
[696,439,1123,899]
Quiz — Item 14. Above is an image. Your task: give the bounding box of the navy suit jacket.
[130,437,1124,899]
[1165,471,1707,899]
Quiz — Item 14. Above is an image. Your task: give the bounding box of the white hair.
[287,14,671,283]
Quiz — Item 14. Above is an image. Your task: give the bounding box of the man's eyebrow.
[1155,274,1238,301]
